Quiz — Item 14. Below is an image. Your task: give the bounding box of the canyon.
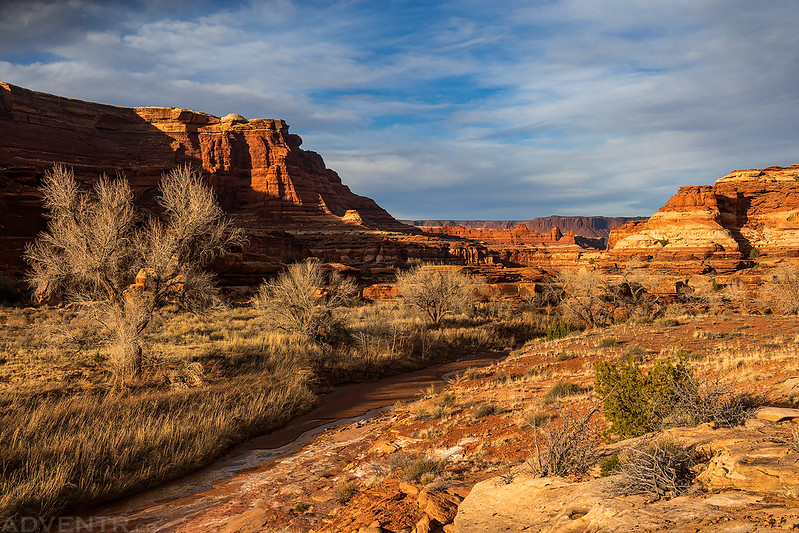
[5,83,799,533]
[0,83,636,297]
[403,216,642,247]
[5,82,799,301]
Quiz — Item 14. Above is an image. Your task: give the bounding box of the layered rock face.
[419,223,596,272]
[606,165,799,274]
[405,216,641,246]
[0,82,486,285]
[420,224,576,246]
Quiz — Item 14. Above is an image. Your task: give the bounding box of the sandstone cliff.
[606,165,799,274]
[0,82,490,285]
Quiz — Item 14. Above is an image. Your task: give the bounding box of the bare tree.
[396,264,475,324]
[555,268,615,328]
[26,164,245,381]
[254,260,356,344]
[609,257,662,320]
[555,260,660,328]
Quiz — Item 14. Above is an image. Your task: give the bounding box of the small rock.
[418,488,462,525]
[369,441,402,455]
[400,481,420,496]
[756,406,799,422]
[413,514,431,533]
[358,520,384,533]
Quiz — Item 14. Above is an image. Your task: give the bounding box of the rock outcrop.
[420,224,576,247]
[0,82,489,286]
[454,418,799,532]
[606,165,799,274]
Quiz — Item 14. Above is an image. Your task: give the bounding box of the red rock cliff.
[606,165,799,273]
[2,82,482,284]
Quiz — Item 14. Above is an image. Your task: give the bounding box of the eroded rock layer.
[404,216,642,245]
[0,82,490,284]
[606,165,799,274]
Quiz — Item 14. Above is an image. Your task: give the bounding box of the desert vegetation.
[1,234,554,522]
[25,164,245,382]
[4,168,799,527]
[396,264,475,323]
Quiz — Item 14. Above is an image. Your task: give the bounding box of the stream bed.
[69,351,506,532]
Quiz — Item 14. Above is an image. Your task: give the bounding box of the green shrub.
[546,321,572,341]
[594,357,694,439]
[599,451,621,476]
[748,247,760,260]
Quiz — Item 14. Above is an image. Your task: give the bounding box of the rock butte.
[0,82,488,287]
[605,165,799,275]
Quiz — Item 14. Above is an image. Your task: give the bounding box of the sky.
[1,1,798,220]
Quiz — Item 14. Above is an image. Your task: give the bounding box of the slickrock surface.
[606,165,799,274]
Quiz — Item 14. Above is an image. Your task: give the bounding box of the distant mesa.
[402,216,644,248]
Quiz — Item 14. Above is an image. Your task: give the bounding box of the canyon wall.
[404,216,642,245]
[0,82,491,286]
[4,82,799,294]
[605,165,799,274]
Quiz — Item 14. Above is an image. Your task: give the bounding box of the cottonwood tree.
[396,264,475,323]
[609,257,662,320]
[555,260,660,328]
[555,268,615,328]
[26,164,245,382]
[254,260,356,344]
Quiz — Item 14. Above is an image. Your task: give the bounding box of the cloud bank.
[2,0,798,219]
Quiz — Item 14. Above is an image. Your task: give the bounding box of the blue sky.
[2,0,798,220]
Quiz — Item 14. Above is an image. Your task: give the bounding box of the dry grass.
[0,363,314,519]
[0,300,553,521]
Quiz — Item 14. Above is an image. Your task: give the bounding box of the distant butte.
[604,164,799,275]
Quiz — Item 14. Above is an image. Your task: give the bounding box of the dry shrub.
[528,404,601,477]
[336,478,361,504]
[613,438,701,498]
[473,402,499,419]
[554,260,661,328]
[396,264,475,324]
[394,454,447,483]
[254,260,355,345]
[25,164,244,382]
[665,375,756,429]
[764,264,799,314]
[544,381,584,402]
